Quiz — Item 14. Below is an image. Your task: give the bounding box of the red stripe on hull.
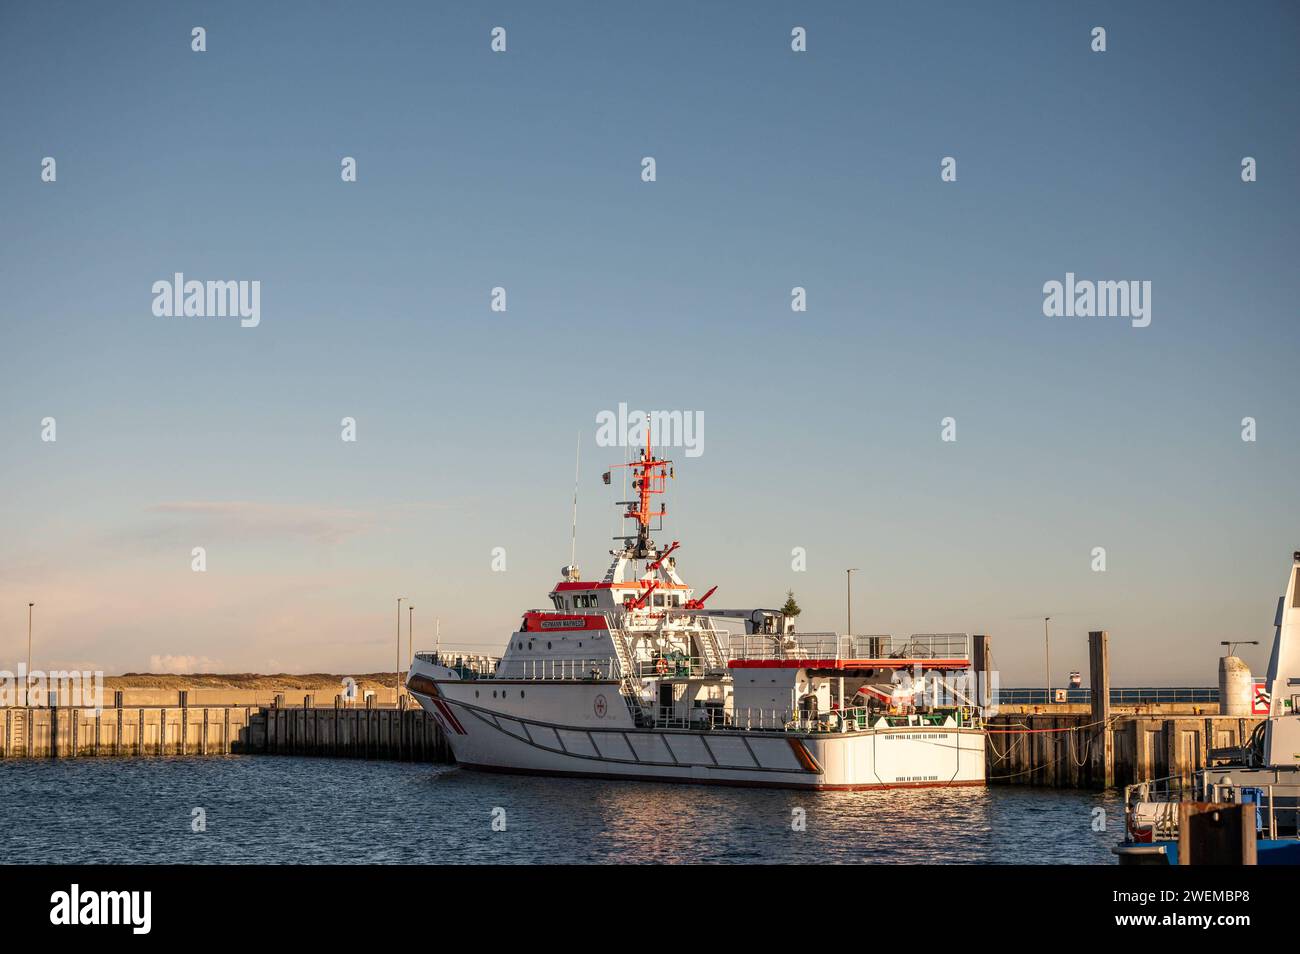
[433,699,467,735]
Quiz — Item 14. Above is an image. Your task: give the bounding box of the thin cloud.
[148,654,222,674]
[146,501,374,546]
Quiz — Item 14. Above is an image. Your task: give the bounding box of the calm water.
[0,757,1121,864]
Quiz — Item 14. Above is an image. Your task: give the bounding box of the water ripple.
[0,757,1121,864]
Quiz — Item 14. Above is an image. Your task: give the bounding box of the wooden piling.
[1088,630,1113,789]
[1178,803,1256,865]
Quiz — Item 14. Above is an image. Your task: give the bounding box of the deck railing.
[505,658,617,681]
[637,704,978,734]
[634,655,707,679]
[1123,772,1292,842]
[413,651,500,677]
[724,632,970,663]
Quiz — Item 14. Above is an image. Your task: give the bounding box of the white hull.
[410,674,986,791]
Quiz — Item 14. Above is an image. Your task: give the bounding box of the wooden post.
[1088,631,1112,788]
[972,633,991,712]
[1178,803,1256,865]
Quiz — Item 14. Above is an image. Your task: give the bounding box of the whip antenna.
[570,431,581,568]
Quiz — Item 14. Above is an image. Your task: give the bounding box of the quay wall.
[0,698,448,762]
[985,712,1264,789]
[2,694,1264,790]
[104,687,400,707]
[2,704,257,758]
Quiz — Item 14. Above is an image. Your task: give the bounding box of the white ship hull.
[409,670,986,790]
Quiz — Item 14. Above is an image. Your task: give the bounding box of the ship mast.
[604,429,673,562]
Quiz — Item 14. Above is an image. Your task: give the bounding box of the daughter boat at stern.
[407,437,986,790]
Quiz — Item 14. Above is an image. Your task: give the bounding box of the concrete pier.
[2,703,256,758]
[0,690,448,762]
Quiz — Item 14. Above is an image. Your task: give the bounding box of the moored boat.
[1115,551,1300,864]
[408,436,987,790]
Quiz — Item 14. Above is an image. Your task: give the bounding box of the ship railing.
[523,607,724,637]
[893,633,971,660]
[1122,773,1293,842]
[725,632,970,663]
[742,705,974,734]
[634,655,711,679]
[639,705,790,732]
[413,651,500,678]
[786,705,879,733]
[638,705,980,734]
[723,706,867,734]
[505,658,618,681]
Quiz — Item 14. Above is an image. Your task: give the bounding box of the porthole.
[520,690,526,698]
[475,690,480,698]
[547,642,552,650]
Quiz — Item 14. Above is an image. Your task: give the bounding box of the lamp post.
[1220,640,1259,657]
[1044,616,1052,703]
[26,602,34,707]
[396,597,406,707]
[408,604,415,673]
[846,569,859,640]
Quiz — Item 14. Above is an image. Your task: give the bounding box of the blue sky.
[1,1,1297,684]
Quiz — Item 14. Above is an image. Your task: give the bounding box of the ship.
[406,435,987,790]
[1115,551,1300,864]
